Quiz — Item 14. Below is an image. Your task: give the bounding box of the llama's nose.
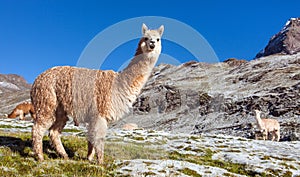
[149,40,155,49]
[149,42,155,49]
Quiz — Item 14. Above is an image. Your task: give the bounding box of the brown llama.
[6,102,35,120]
[254,110,280,141]
[30,24,164,164]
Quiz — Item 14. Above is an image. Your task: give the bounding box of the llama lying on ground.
[30,24,164,164]
[6,102,35,120]
[122,123,139,130]
[254,110,280,141]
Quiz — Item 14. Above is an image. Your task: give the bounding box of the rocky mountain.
[112,53,300,141]
[112,18,300,141]
[0,74,31,116]
[0,74,31,93]
[256,17,300,58]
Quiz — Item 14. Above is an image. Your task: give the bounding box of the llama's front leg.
[276,130,280,142]
[19,110,24,120]
[88,117,107,164]
[87,141,95,161]
[262,129,268,141]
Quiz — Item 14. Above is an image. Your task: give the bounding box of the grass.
[179,168,201,177]
[168,148,296,177]
[0,124,28,129]
[0,153,115,176]
[168,148,261,176]
[0,130,297,176]
[0,131,114,176]
[0,131,166,177]
[62,128,83,133]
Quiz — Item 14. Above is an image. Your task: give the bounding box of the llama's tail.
[29,103,36,119]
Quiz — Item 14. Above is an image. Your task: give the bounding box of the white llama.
[30,24,164,164]
[254,110,280,141]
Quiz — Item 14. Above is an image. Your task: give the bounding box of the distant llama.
[254,110,280,141]
[30,24,164,164]
[6,102,35,120]
[122,123,139,130]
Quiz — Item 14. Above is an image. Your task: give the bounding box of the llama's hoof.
[87,156,94,162]
[36,154,44,161]
[97,159,104,165]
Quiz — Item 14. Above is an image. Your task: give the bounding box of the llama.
[122,123,139,130]
[254,110,280,141]
[30,24,164,164]
[6,102,35,120]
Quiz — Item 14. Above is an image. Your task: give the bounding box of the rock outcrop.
[113,53,300,141]
[256,17,300,58]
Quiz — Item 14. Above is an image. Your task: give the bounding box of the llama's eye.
[157,38,160,42]
[145,37,149,41]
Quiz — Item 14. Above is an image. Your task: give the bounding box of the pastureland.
[0,126,299,176]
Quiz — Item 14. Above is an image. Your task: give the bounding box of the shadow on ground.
[0,135,75,159]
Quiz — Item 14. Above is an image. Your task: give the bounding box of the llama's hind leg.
[32,118,53,161]
[87,117,107,164]
[49,109,69,159]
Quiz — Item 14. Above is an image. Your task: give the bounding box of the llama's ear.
[142,23,148,35]
[158,25,164,36]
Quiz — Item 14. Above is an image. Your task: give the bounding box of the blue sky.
[0,0,299,83]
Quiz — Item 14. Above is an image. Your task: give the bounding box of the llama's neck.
[7,112,17,118]
[118,51,159,97]
[117,37,160,97]
[109,44,160,122]
[255,112,264,129]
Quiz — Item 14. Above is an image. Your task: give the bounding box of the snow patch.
[0,82,20,90]
[0,118,299,176]
[117,159,247,176]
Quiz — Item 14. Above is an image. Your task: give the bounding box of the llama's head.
[254,109,261,115]
[139,23,164,55]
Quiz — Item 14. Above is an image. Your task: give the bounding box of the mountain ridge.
[256,17,300,58]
